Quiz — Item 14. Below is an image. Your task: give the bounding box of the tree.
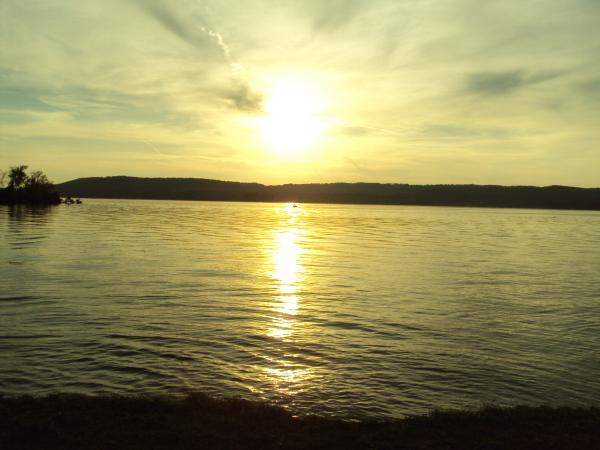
[26,170,50,188]
[0,165,60,205]
[0,169,6,188]
[8,165,28,190]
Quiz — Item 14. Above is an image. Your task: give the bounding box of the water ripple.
[1,201,599,418]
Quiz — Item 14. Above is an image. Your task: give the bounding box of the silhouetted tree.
[8,165,28,190]
[0,169,6,188]
[1,165,60,205]
[26,170,51,188]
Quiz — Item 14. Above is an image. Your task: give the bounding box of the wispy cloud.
[133,0,263,113]
[0,87,61,112]
[134,0,213,54]
[306,0,366,31]
[578,76,600,98]
[465,70,565,96]
[421,124,513,140]
[335,123,403,137]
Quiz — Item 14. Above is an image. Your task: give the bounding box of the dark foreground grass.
[1,394,599,450]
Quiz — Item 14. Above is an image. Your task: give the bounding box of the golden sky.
[1,0,599,186]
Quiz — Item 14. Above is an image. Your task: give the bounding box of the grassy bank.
[1,394,598,449]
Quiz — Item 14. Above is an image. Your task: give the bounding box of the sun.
[257,80,327,157]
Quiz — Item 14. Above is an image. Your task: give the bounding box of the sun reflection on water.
[261,203,314,395]
[268,205,303,338]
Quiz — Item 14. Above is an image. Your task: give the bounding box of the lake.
[1,199,599,418]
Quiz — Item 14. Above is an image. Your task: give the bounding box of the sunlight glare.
[258,80,327,157]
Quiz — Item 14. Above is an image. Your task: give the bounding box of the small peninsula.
[0,165,61,206]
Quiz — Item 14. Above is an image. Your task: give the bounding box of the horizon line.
[56,175,600,190]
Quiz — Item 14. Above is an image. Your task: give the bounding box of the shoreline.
[56,177,600,211]
[10,196,600,213]
[2,393,599,449]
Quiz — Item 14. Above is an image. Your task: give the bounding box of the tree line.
[56,176,600,210]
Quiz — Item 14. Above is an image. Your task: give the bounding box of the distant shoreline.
[56,176,600,211]
[41,195,600,213]
[1,393,598,449]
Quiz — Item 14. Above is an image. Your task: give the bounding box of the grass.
[1,393,599,449]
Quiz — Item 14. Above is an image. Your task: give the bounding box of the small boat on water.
[63,197,82,205]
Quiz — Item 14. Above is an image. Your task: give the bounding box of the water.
[1,200,599,418]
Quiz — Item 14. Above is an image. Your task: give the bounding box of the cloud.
[0,81,191,125]
[223,81,263,113]
[467,70,525,95]
[0,87,61,112]
[465,70,564,95]
[135,0,214,54]
[578,77,600,98]
[297,0,397,38]
[336,125,373,136]
[421,124,513,140]
[203,28,233,65]
[132,0,263,113]
[335,124,402,137]
[344,156,374,174]
[306,0,365,31]
[140,0,234,65]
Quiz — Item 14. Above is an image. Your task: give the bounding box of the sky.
[1,0,599,186]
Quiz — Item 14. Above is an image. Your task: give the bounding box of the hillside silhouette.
[56,176,600,210]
